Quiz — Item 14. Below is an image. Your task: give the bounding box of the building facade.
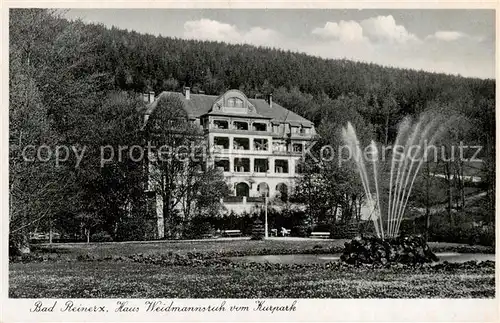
[144,88,316,237]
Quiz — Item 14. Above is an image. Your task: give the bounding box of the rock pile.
[341,235,439,265]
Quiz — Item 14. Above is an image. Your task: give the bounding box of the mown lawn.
[31,238,493,259]
[31,238,347,259]
[9,260,494,298]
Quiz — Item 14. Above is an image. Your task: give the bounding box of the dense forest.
[9,9,495,250]
[64,15,494,143]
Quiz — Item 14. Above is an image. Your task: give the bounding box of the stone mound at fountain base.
[341,235,439,265]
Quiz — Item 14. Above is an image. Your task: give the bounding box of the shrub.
[428,217,495,247]
[115,217,149,241]
[478,226,495,246]
[357,221,376,237]
[183,217,215,239]
[90,231,113,242]
[291,225,312,237]
[331,222,361,239]
[178,209,312,238]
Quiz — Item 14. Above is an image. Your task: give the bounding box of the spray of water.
[342,113,447,239]
[342,124,381,237]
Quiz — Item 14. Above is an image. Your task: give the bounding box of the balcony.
[233,121,249,131]
[292,143,303,153]
[272,142,304,155]
[214,159,230,172]
[213,120,229,130]
[274,159,289,174]
[234,158,250,173]
[252,122,267,132]
[247,196,265,203]
[224,196,244,203]
[223,196,266,204]
[253,139,269,151]
[233,138,250,151]
[214,137,230,151]
[272,148,302,156]
[289,129,314,139]
[254,159,269,173]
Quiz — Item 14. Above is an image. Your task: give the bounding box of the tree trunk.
[16,209,31,254]
[459,162,465,209]
[86,229,90,243]
[49,214,53,244]
[384,113,389,146]
[163,194,173,239]
[18,235,31,254]
[424,161,430,242]
[444,161,454,226]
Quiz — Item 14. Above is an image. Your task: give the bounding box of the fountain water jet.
[342,113,448,239]
[342,124,382,237]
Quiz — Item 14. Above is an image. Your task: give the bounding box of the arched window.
[235,182,250,197]
[257,182,270,197]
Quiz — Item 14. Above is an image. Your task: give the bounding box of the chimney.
[268,93,273,108]
[184,87,191,100]
[148,91,155,103]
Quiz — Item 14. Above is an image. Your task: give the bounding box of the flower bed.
[75,252,495,273]
[341,235,439,264]
[9,259,495,298]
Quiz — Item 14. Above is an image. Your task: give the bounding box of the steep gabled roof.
[144,90,314,126]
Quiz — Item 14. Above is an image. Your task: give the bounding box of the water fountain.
[340,113,449,264]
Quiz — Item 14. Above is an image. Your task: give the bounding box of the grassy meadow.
[9,239,495,298]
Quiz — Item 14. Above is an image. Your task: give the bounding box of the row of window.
[215,158,301,174]
[213,137,303,152]
[234,182,289,198]
[209,119,313,135]
[211,120,267,131]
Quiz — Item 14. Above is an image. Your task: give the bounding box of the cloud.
[307,15,493,78]
[183,19,279,46]
[184,19,239,42]
[426,31,467,42]
[181,17,493,79]
[244,27,280,45]
[313,15,419,44]
[312,20,364,42]
[360,15,419,43]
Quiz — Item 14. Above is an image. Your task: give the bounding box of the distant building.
[143,88,316,238]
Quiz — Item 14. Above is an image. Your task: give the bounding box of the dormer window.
[227,97,244,108]
[210,91,258,116]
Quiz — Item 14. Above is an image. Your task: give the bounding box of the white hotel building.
[144,88,316,236]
